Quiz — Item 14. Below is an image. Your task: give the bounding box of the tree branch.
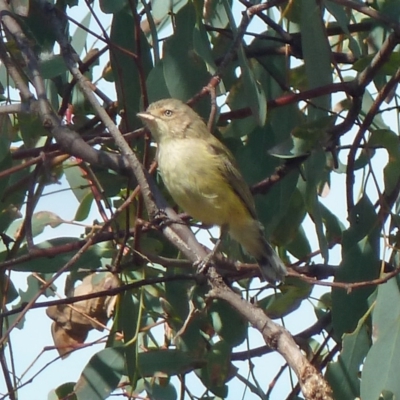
[207,268,333,400]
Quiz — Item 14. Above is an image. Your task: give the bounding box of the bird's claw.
[194,254,214,275]
[152,209,170,228]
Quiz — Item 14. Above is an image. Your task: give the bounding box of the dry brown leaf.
[46,272,119,358]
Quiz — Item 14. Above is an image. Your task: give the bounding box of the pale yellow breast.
[157,138,250,227]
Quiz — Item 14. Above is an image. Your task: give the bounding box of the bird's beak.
[137,111,155,122]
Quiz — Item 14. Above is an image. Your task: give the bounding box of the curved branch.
[207,268,333,400]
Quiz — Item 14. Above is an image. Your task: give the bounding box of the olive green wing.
[207,137,258,220]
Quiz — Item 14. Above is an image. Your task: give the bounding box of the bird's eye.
[164,109,173,117]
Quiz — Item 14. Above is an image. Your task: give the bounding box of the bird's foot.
[194,254,213,275]
[152,209,174,229]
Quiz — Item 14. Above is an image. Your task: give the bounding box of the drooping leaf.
[359,277,400,399]
[286,225,312,259]
[361,313,400,400]
[0,114,14,164]
[74,347,126,400]
[209,299,247,347]
[300,0,332,120]
[332,196,380,339]
[326,317,371,399]
[110,8,153,131]
[71,12,91,57]
[272,188,306,246]
[162,2,210,110]
[119,290,141,388]
[196,340,231,397]
[223,0,267,126]
[74,191,94,222]
[298,150,329,262]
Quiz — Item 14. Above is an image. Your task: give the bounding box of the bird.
[137,98,287,283]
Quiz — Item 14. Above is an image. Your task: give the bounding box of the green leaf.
[368,129,400,194]
[268,135,311,159]
[39,55,67,79]
[18,113,48,147]
[0,114,13,164]
[146,60,170,103]
[372,276,400,347]
[46,78,60,110]
[299,150,329,262]
[332,196,380,339]
[196,340,231,397]
[224,78,258,139]
[193,24,220,82]
[272,188,306,246]
[162,3,210,104]
[203,0,230,29]
[11,238,111,273]
[286,225,312,259]
[326,318,371,400]
[93,167,130,198]
[110,9,153,130]
[258,277,312,319]
[21,0,58,52]
[234,125,299,238]
[151,0,188,21]
[223,0,266,125]
[270,116,336,158]
[74,191,94,222]
[144,380,177,400]
[71,12,92,57]
[361,313,400,400]
[164,274,190,324]
[119,291,140,388]
[0,158,27,235]
[99,0,127,14]
[74,347,126,400]
[320,202,345,243]
[353,52,400,77]
[360,91,389,130]
[64,161,91,202]
[379,390,396,400]
[209,299,247,347]
[138,349,199,376]
[164,275,208,357]
[300,0,332,119]
[237,56,267,126]
[325,1,361,58]
[0,275,18,304]
[48,382,76,400]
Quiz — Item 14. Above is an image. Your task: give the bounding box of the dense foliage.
[0,0,400,399]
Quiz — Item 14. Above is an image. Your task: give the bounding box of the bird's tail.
[229,220,287,284]
[256,237,287,284]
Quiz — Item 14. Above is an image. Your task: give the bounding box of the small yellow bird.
[137,98,287,283]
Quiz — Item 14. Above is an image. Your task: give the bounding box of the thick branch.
[207,269,333,400]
